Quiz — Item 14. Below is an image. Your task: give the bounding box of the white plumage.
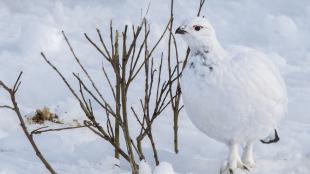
[176,17,288,174]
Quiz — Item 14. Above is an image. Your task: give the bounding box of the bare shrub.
[40,0,206,173]
[0,0,206,174]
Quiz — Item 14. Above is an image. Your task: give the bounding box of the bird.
[175,17,288,174]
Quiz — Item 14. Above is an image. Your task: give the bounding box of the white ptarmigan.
[175,17,288,174]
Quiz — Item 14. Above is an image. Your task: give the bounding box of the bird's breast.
[186,55,216,80]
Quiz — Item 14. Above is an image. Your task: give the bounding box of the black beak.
[175,27,186,34]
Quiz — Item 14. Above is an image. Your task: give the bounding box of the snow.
[153,162,175,174]
[1,0,310,174]
[139,161,152,174]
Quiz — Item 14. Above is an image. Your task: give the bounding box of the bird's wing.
[228,46,288,121]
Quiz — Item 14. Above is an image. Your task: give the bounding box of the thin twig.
[197,0,206,16]
[0,105,14,110]
[31,125,86,135]
[0,73,57,174]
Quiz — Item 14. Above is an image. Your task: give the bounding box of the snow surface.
[0,0,310,173]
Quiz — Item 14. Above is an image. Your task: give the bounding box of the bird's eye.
[194,25,203,31]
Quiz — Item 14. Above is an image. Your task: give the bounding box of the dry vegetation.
[27,107,62,124]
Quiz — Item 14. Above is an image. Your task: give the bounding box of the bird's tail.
[260,129,280,144]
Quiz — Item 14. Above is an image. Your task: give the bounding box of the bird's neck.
[190,37,227,64]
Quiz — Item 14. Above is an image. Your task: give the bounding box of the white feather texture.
[177,17,288,173]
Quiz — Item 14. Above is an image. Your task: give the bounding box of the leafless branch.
[0,105,14,110]
[31,125,86,135]
[197,0,206,16]
[0,72,57,174]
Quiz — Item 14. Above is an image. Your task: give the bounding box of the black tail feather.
[260,129,280,144]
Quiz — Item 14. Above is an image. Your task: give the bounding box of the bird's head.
[175,17,217,50]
